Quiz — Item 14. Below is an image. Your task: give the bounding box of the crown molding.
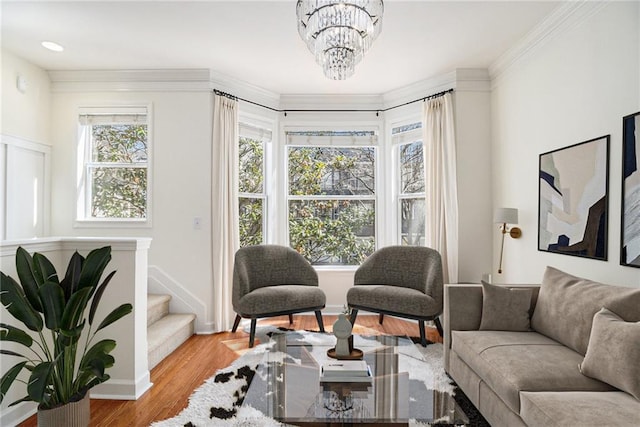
[48,69,211,92]
[210,70,280,110]
[279,93,384,111]
[489,0,609,87]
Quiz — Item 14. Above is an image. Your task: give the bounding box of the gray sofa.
[444,266,640,426]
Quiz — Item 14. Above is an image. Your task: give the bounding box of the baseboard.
[90,372,152,400]
[0,401,37,426]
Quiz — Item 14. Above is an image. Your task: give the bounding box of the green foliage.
[0,247,132,409]
[239,136,265,247]
[287,147,376,265]
[90,124,148,219]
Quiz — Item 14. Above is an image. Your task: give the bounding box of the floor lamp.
[494,208,522,274]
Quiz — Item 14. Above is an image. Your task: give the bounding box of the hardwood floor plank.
[18,315,441,427]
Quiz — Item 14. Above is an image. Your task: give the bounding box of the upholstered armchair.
[231,244,326,347]
[347,246,444,346]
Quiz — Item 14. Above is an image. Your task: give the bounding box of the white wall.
[1,50,51,143]
[48,86,215,329]
[491,2,640,287]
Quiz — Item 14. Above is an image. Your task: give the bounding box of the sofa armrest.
[442,283,541,372]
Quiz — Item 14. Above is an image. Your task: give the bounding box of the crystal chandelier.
[296,0,384,80]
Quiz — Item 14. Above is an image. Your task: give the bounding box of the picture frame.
[538,135,610,261]
[621,111,640,268]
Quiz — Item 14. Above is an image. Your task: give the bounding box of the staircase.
[147,293,196,370]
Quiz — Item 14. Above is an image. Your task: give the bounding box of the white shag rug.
[151,330,455,427]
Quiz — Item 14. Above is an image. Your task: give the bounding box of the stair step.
[147,293,171,326]
[147,313,196,370]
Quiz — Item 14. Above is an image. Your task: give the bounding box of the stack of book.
[320,360,372,383]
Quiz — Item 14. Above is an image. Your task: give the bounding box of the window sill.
[74,219,152,229]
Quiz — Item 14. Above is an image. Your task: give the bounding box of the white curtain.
[211,93,239,332]
[423,92,459,283]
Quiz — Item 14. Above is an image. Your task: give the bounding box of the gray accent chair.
[347,246,444,346]
[231,244,326,347]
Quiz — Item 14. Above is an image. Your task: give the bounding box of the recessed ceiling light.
[41,41,64,52]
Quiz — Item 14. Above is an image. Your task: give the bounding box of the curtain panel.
[423,92,459,284]
[211,93,239,332]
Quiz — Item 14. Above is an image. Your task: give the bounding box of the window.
[238,123,270,247]
[286,131,377,265]
[77,107,149,222]
[394,122,425,245]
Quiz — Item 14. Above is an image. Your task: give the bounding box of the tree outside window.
[238,135,265,247]
[78,109,149,221]
[396,122,426,245]
[288,144,376,265]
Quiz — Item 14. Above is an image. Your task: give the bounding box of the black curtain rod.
[213,88,454,116]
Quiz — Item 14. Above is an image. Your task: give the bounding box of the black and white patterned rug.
[151,330,488,427]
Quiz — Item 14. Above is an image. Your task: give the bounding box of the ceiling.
[1,1,561,95]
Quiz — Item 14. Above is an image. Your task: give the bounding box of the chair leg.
[249,318,257,348]
[288,314,294,325]
[231,314,241,332]
[315,310,325,332]
[419,321,427,347]
[378,313,384,325]
[349,309,358,325]
[434,316,444,338]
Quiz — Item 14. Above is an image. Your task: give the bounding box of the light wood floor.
[19,315,442,427]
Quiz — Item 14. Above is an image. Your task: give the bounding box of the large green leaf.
[0,272,43,332]
[60,287,91,331]
[1,349,26,358]
[78,246,111,291]
[57,320,85,347]
[15,247,43,312]
[95,303,132,332]
[59,251,83,302]
[27,362,53,403]
[39,281,65,330]
[1,361,27,404]
[33,253,59,285]
[80,339,116,371]
[0,323,33,347]
[89,270,116,326]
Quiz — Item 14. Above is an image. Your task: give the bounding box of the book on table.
[320,360,372,383]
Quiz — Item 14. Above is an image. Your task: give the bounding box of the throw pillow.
[479,281,532,331]
[531,266,640,355]
[580,307,640,400]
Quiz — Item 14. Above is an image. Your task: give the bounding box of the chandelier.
[296,0,384,80]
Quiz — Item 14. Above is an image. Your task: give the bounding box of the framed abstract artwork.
[621,111,640,268]
[538,135,610,260]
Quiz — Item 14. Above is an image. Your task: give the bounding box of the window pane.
[92,124,148,163]
[239,197,263,247]
[239,137,264,193]
[400,141,424,194]
[288,147,375,196]
[91,167,147,218]
[289,199,375,265]
[401,198,426,246]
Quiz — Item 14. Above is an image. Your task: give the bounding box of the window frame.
[238,120,271,246]
[75,104,153,228]
[284,127,379,266]
[392,120,426,246]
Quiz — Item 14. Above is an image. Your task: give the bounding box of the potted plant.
[0,246,132,426]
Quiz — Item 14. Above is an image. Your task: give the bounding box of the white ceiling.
[1,1,561,95]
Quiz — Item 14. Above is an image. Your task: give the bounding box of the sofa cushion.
[520,391,640,427]
[451,330,614,413]
[237,285,325,316]
[580,307,640,400]
[347,285,439,317]
[531,266,640,355]
[479,281,532,331]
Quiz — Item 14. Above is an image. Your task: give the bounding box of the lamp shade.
[494,208,518,224]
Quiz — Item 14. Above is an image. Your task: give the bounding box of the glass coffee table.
[242,332,469,426]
